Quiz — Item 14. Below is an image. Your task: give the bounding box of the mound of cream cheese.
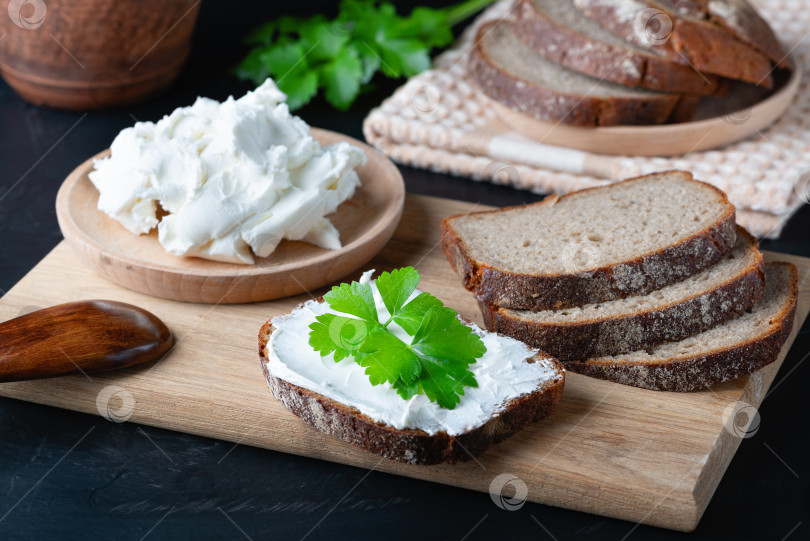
[264,270,563,436]
[89,79,366,264]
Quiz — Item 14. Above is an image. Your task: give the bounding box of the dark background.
[0,1,808,539]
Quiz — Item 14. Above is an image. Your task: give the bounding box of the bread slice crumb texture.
[566,262,799,391]
[514,0,721,94]
[449,172,733,275]
[593,263,793,363]
[479,227,765,361]
[529,0,649,52]
[509,227,760,323]
[469,19,686,126]
[480,17,656,99]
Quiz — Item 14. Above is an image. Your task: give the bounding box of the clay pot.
[0,0,200,110]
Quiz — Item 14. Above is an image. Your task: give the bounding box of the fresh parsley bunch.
[309,267,486,409]
[235,0,495,110]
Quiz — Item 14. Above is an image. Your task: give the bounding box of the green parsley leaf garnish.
[308,313,368,362]
[235,0,496,111]
[375,266,421,322]
[322,279,378,323]
[358,327,422,386]
[390,291,443,336]
[308,267,486,409]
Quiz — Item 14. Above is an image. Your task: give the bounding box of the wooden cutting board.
[0,194,807,532]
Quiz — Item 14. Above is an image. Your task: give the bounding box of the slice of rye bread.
[258,318,565,466]
[565,262,799,391]
[654,0,788,68]
[479,227,764,361]
[469,20,697,127]
[572,0,775,88]
[513,0,721,95]
[441,171,737,311]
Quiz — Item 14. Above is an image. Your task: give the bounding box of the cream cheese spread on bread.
[89,79,366,264]
[264,270,561,436]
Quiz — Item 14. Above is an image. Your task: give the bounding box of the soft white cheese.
[264,271,562,436]
[88,79,366,264]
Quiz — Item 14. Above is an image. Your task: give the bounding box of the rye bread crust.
[513,0,721,95]
[564,262,798,391]
[654,0,788,69]
[441,172,737,311]
[469,20,686,127]
[572,0,775,88]
[478,234,765,361]
[258,320,565,465]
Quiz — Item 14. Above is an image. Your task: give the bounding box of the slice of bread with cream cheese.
[258,270,565,465]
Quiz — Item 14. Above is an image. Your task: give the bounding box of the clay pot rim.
[0,52,189,89]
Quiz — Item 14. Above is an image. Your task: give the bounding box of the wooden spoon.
[0,300,173,382]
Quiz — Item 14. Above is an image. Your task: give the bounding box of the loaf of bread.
[470,20,694,126]
[572,0,776,87]
[513,0,721,95]
[468,0,786,127]
[643,0,788,68]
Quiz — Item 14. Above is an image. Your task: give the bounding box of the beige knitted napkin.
[363,0,810,238]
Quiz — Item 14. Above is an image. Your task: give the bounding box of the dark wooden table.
[0,1,808,539]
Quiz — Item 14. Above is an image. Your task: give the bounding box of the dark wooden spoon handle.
[0,300,173,382]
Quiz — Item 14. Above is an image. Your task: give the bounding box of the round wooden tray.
[492,55,801,157]
[56,129,405,304]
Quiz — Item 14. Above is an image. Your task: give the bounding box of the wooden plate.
[55,129,405,304]
[492,55,801,157]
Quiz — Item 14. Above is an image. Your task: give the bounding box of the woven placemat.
[363,0,810,238]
